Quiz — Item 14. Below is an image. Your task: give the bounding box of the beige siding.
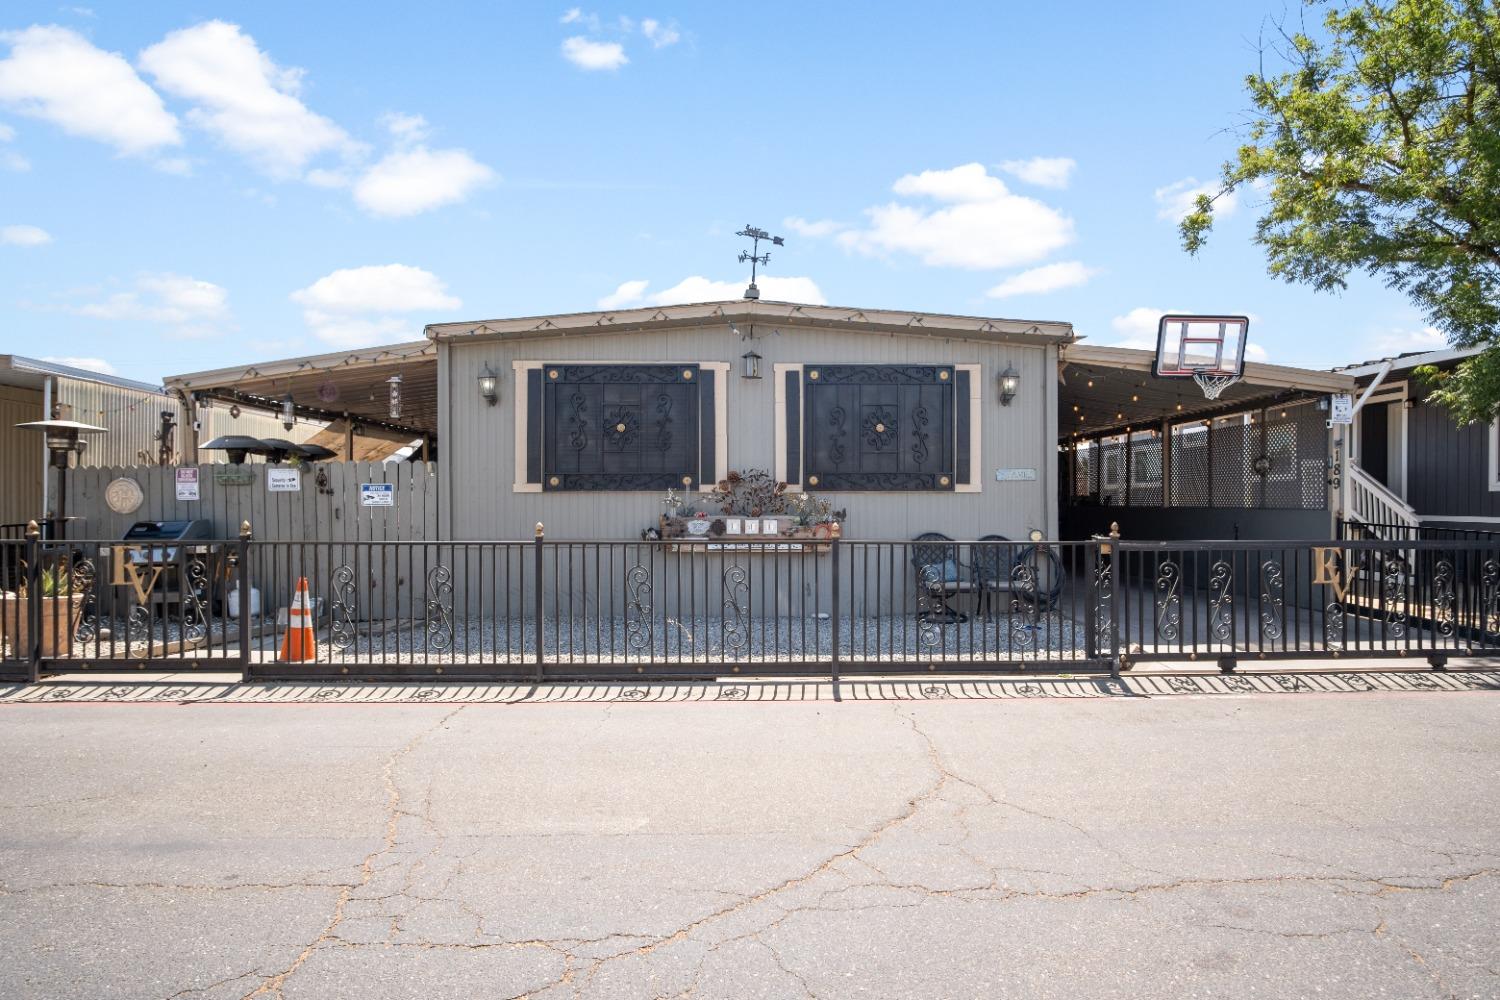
[54,378,181,467]
[195,402,327,461]
[440,323,1059,542]
[0,385,44,525]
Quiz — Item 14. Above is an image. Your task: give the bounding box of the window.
[798,365,959,491]
[516,363,722,492]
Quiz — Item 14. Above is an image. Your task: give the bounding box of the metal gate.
[4,528,1498,682]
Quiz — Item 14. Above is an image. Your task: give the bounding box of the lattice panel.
[1211,416,1255,507]
[1098,435,1127,506]
[1128,432,1163,507]
[1170,424,1210,505]
[1074,441,1097,499]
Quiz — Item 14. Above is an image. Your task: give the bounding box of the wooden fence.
[58,461,438,543]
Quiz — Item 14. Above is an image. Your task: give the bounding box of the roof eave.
[424,300,1075,346]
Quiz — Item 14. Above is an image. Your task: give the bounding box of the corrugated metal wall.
[195,402,327,461]
[0,385,44,525]
[55,378,178,467]
[440,323,1058,542]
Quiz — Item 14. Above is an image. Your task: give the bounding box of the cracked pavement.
[1,690,1498,998]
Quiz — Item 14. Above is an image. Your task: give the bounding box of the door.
[1359,401,1391,488]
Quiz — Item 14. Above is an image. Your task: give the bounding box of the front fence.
[2,530,1498,682]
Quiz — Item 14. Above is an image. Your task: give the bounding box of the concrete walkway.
[2,682,1498,998]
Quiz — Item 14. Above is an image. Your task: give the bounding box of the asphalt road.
[2,689,1498,999]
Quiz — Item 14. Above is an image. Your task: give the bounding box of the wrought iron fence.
[1112,538,1500,668]
[1339,519,1500,545]
[4,528,1499,683]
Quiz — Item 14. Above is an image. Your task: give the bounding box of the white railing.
[1345,463,1420,531]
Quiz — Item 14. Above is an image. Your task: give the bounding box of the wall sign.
[1328,393,1354,425]
[174,467,200,501]
[995,468,1038,481]
[267,468,301,493]
[105,477,144,514]
[214,467,254,486]
[359,483,395,507]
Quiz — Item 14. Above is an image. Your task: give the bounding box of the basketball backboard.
[1153,314,1250,399]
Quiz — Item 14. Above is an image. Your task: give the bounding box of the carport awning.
[1059,344,1355,437]
[165,341,438,437]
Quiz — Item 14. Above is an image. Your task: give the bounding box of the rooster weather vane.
[736,225,784,300]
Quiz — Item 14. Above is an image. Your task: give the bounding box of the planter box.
[0,593,84,660]
[658,515,841,553]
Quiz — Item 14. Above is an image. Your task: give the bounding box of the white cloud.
[1154,176,1237,222]
[66,272,229,337]
[597,279,650,310]
[1106,306,1268,362]
[998,156,1076,189]
[1,223,51,246]
[562,36,627,70]
[985,261,1098,299]
[560,8,600,29]
[593,275,825,308]
[292,264,460,348]
[1369,325,1447,356]
[641,18,680,47]
[0,123,26,170]
[837,163,1074,270]
[0,25,181,157]
[783,216,844,238]
[380,111,428,143]
[1109,306,1184,342]
[352,145,494,217]
[42,355,114,374]
[139,20,359,179]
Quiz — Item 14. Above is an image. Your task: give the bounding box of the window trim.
[513,360,727,493]
[775,361,981,493]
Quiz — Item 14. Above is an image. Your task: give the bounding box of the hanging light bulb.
[281,393,295,431]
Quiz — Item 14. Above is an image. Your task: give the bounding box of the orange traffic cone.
[278,577,317,662]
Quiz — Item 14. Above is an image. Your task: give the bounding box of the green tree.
[1183,0,1500,423]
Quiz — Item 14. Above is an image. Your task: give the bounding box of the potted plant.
[0,560,88,660]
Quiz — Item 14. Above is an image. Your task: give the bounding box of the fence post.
[534,522,545,684]
[829,525,841,691]
[1109,522,1122,679]
[24,520,40,685]
[237,520,252,683]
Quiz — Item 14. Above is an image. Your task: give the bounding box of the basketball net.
[1193,369,1242,401]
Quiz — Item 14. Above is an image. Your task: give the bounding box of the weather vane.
[736,225,784,300]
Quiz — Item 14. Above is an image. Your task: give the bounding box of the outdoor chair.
[911,532,970,624]
[971,534,1066,618]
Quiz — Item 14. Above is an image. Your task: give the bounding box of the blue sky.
[0,1,1444,384]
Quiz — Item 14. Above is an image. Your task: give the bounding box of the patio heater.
[16,418,108,539]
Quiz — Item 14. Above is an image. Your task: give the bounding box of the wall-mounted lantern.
[741,350,762,380]
[998,364,1019,406]
[280,392,296,431]
[387,374,403,420]
[477,363,499,406]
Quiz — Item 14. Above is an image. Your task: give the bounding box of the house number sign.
[995,468,1037,481]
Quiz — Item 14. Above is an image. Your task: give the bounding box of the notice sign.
[267,468,302,493]
[1329,393,1354,425]
[360,483,395,507]
[174,467,200,501]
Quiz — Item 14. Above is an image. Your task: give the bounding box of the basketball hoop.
[1152,315,1251,401]
[1193,369,1241,401]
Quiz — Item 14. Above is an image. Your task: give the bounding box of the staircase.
[1345,463,1420,536]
